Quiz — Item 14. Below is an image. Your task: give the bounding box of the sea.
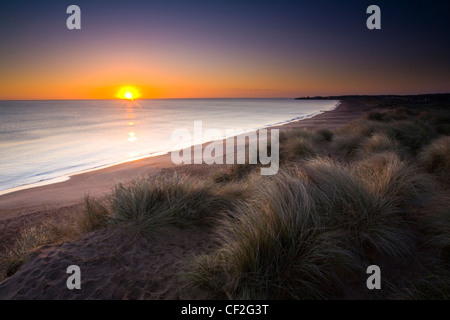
[0,99,339,194]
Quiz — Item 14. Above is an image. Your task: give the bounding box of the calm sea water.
[0,99,338,194]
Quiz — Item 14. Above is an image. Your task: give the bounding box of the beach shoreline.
[0,99,340,197]
[0,98,371,254]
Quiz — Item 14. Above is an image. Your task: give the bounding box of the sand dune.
[0,98,372,299]
[0,226,216,299]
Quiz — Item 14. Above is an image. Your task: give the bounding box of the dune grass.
[353,152,435,207]
[0,197,111,279]
[388,120,434,154]
[4,96,450,299]
[185,151,434,298]
[213,164,256,183]
[1,226,54,278]
[314,128,334,142]
[332,107,437,158]
[185,101,450,299]
[419,136,450,184]
[392,275,450,300]
[418,194,450,267]
[79,196,110,232]
[281,136,317,161]
[110,174,213,235]
[106,172,248,236]
[1,172,246,279]
[356,132,402,158]
[301,156,417,259]
[185,170,358,299]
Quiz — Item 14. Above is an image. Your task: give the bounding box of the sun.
[117,86,140,100]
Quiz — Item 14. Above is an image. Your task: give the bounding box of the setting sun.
[117,86,141,100]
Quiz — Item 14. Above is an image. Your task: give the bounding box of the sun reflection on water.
[120,98,143,157]
[128,131,137,142]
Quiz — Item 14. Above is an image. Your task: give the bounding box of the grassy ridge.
[185,103,450,299]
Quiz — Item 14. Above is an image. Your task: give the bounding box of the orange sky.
[1,47,444,100]
[1,1,449,100]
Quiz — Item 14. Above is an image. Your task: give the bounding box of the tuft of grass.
[429,111,450,135]
[278,129,318,163]
[331,134,364,157]
[78,196,111,232]
[186,155,432,298]
[390,274,450,300]
[229,164,256,180]
[282,136,317,161]
[1,226,53,277]
[383,107,411,121]
[356,133,401,158]
[419,195,450,266]
[353,152,435,208]
[419,136,450,184]
[213,170,232,183]
[1,200,111,279]
[332,116,435,158]
[300,157,416,259]
[365,111,385,122]
[331,119,386,157]
[183,253,229,298]
[365,108,414,123]
[186,170,356,299]
[212,164,256,183]
[110,172,245,236]
[334,119,375,137]
[387,120,435,154]
[111,175,206,234]
[314,128,334,142]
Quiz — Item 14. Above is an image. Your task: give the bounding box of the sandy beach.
[0,100,368,208]
[0,99,369,237]
[2,99,370,236]
[0,98,376,299]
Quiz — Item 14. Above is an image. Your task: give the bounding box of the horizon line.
[1,92,449,101]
